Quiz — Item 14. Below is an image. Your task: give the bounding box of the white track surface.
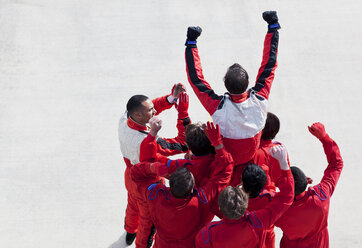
[1,1,362,247]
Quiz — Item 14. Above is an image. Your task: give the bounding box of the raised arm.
[185,27,223,115]
[156,92,190,156]
[249,145,294,229]
[308,122,344,197]
[201,122,234,201]
[152,83,186,115]
[252,11,280,100]
[139,94,191,161]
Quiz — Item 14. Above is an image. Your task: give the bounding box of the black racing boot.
[146,225,156,248]
[125,232,137,245]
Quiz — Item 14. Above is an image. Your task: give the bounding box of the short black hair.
[224,63,249,94]
[261,112,280,140]
[242,164,267,198]
[291,166,308,196]
[126,95,149,116]
[169,167,194,199]
[218,186,248,219]
[185,123,214,156]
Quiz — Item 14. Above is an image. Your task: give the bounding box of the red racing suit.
[139,132,214,187]
[118,95,189,247]
[131,147,234,248]
[254,139,291,190]
[247,189,277,248]
[275,134,344,248]
[195,169,294,248]
[185,29,279,169]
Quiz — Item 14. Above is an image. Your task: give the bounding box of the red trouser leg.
[135,196,154,248]
[124,168,139,233]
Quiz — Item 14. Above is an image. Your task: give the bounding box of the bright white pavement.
[1,0,362,247]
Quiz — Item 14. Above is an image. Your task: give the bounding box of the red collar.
[127,117,148,131]
[230,92,249,103]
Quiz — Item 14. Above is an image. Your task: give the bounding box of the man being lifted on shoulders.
[184,11,281,184]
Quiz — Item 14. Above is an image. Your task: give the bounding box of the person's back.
[184,11,281,166]
[147,184,216,247]
[132,122,234,248]
[243,164,277,248]
[195,145,294,248]
[275,123,344,247]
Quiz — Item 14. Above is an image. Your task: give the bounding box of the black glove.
[185,26,202,46]
[262,11,281,31]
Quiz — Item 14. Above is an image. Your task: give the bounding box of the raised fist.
[308,122,327,140]
[270,145,289,170]
[187,26,202,41]
[262,11,279,24]
[149,116,162,137]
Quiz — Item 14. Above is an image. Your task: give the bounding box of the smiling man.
[118,83,190,247]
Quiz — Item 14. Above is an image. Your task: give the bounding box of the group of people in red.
[118,11,344,248]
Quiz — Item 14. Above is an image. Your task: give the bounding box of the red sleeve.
[251,169,294,229]
[152,95,173,115]
[195,225,213,248]
[139,133,169,163]
[155,118,190,156]
[203,147,234,203]
[185,46,223,115]
[252,30,279,100]
[139,117,190,162]
[317,134,344,197]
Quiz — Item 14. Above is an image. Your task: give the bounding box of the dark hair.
[218,186,248,219]
[261,112,280,140]
[224,63,249,94]
[291,166,308,196]
[126,95,149,116]
[185,123,214,156]
[242,164,267,198]
[169,167,194,198]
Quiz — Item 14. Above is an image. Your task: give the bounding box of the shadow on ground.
[108,232,130,248]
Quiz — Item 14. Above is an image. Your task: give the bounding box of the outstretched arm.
[308,122,344,197]
[252,11,280,100]
[185,27,223,115]
[250,145,294,229]
[202,122,234,201]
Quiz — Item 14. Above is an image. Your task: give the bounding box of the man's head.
[261,112,280,140]
[126,95,156,125]
[185,123,214,156]
[218,186,249,220]
[291,166,308,196]
[169,167,195,198]
[224,63,249,94]
[242,164,267,198]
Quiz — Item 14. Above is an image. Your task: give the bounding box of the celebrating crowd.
[118,11,344,248]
